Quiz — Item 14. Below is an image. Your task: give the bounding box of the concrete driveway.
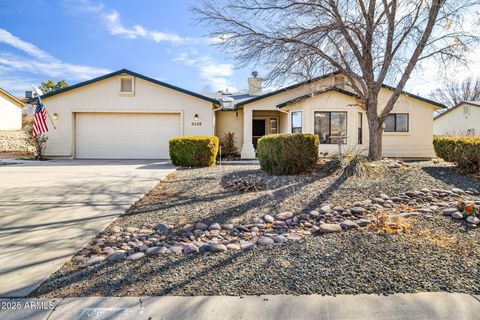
[0,160,175,297]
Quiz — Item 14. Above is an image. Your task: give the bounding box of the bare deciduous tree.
[194,0,480,160]
[430,77,480,107]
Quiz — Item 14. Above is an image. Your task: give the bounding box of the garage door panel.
[76,113,180,159]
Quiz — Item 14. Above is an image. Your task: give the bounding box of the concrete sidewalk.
[0,293,479,320]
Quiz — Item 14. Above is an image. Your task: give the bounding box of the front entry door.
[252,119,266,149]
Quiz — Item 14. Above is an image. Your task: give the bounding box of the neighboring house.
[0,88,25,130]
[41,69,445,160]
[433,101,479,136]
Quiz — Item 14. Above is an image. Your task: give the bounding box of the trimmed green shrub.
[257,133,319,175]
[433,137,480,173]
[169,136,219,167]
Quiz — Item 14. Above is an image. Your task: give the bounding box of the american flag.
[33,96,48,138]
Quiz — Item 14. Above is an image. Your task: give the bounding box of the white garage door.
[75,113,181,159]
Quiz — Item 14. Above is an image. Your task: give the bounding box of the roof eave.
[40,69,220,105]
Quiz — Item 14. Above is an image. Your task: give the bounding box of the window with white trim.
[384,113,409,132]
[291,111,302,133]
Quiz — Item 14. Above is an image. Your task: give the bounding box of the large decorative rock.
[240,240,256,250]
[340,220,359,229]
[273,235,286,243]
[195,222,209,231]
[257,236,274,246]
[263,214,275,223]
[87,255,105,265]
[147,246,169,255]
[275,211,294,221]
[319,224,342,233]
[182,224,194,232]
[350,207,367,215]
[126,252,145,261]
[209,223,222,231]
[319,205,331,214]
[355,218,370,227]
[352,201,363,207]
[253,217,264,224]
[107,251,127,261]
[169,246,183,255]
[184,243,199,255]
[451,188,465,194]
[286,233,302,241]
[466,216,480,225]
[226,243,241,251]
[309,210,320,218]
[451,212,463,220]
[212,244,228,253]
[442,208,458,216]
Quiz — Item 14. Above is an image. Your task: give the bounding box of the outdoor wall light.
[53,113,59,120]
[194,114,199,121]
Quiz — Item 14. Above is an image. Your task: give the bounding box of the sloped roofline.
[236,72,446,109]
[40,69,220,104]
[277,86,361,108]
[0,88,26,108]
[434,101,480,120]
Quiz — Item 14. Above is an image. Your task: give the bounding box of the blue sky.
[0,0,476,98]
[0,0,256,96]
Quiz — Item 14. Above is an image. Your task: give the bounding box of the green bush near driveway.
[169,136,219,167]
[257,133,320,175]
[433,137,480,173]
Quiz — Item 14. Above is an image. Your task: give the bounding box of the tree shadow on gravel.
[421,166,480,190]
[30,249,253,297]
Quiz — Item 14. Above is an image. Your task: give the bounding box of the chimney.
[25,91,33,99]
[248,71,263,96]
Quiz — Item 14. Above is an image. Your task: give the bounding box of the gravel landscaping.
[31,160,480,297]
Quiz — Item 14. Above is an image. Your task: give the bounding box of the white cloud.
[72,0,199,45]
[174,52,236,92]
[0,29,53,61]
[0,28,110,94]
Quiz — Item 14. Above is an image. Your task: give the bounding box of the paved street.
[0,160,175,297]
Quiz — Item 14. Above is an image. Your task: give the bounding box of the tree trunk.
[365,98,384,161]
[367,121,383,160]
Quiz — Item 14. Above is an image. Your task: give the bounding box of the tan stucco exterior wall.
[0,94,22,131]
[237,75,439,159]
[43,73,215,157]
[433,103,480,136]
[215,110,244,152]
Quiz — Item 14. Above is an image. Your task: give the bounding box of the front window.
[384,113,409,132]
[270,118,278,134]
[314,111,347,144]
[291,111,302,133]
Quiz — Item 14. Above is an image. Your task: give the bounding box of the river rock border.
[73,187,480,266]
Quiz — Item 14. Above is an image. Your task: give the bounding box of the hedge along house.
[215,72,446,159]
[40,69,219,159]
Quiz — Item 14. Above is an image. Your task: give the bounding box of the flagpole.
[44,107,57,129]
[36,96,56,130]
[32,85,56,130]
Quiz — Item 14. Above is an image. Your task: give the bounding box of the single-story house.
[433,101,479,136]
[40,69,445,160]
[0,88,25,130]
